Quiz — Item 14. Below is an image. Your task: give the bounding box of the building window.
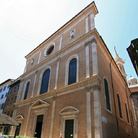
[7,111,10,116]
[68,58,77,85]
[7,99,10,105]
[125,103,129,123]
[47,45,54,55]
[44,43,55,56]
[14,86,17,92]
[10,111,13,117]
[0,88,2,92]
[1,103,5,109]
[10,88,13,93]
[1,95,4,99]
[14,96,17,103]
[104,79,111,111]
[17,85,19,90]
[3,86,6,91]
[10,97,14,104]
[5,93,8,97]
[117,94,123,119]
[24,81,30,100]
[40,69,50,94]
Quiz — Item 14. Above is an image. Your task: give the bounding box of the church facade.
[11,2,137,138]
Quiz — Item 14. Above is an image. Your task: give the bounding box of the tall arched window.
[125,103,129,123]
[40,69,50,94]
[24,81,30,100]
[68,58,77,85]
[117,94,122,118]
[104,78,111,111]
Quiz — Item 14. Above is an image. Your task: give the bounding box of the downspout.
[109,59,119,131]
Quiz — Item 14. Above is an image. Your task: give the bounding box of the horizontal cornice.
[14,74,102,106]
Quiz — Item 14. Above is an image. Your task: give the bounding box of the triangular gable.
[31,99,50,109]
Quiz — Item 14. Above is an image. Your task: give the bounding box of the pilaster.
[93,86,103,138]
[38,51,42,64]
[31,71,37,97]
[90,10,95,30]
[85,44,90,78]
[55,59,60,89]
[86,87,92,138]
[92,40,98,75]
[49,100,56,138]
[85,17,89,33]
[59,36,62,50]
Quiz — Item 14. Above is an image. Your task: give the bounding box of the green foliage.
[0,134,37,138]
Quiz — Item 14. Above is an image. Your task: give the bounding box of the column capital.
[85,37,97,46]
[91,84,101,91]
[56,56,60,62]
[85,83,101,93]
[35,70,38,74]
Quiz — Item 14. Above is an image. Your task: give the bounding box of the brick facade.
[8,2,137,138]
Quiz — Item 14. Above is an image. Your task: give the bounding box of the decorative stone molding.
[59,106,79,138]
[85,37,97,46]
[31,99,50,110]
[31,58,34,65]
[85,85,93,93]
[70,29,76,39]
[91,84,101,91]
[60,106,79,118]
[16,115,24,122]
[85,83,101,93]
[35,70,38,74]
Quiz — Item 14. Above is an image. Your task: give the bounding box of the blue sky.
[0,0,138,83]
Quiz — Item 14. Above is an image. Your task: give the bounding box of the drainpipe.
[109,59,119,131]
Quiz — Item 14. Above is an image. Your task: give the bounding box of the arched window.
[68,58,77,85]
[40,69,50,94]
[125,103,129,123]
[117,94,122,118]
[104,79,111,111]
[24,81,30,100]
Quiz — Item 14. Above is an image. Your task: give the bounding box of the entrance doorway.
[65,119,74,138]
[14,123,21,136]
[34,115,43,138]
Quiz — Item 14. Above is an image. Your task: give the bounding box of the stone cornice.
[14,74,102,106]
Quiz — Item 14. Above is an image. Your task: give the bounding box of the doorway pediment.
[31,99,50,110]
[60,106,79,117]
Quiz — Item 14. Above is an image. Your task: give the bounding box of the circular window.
[47,45,54,55]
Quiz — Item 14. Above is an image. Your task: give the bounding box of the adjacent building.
[127,38,138,75]
[0,79,12,114]
[5,2,137,138]
[128,77,138,131]
[3,77,21,135]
